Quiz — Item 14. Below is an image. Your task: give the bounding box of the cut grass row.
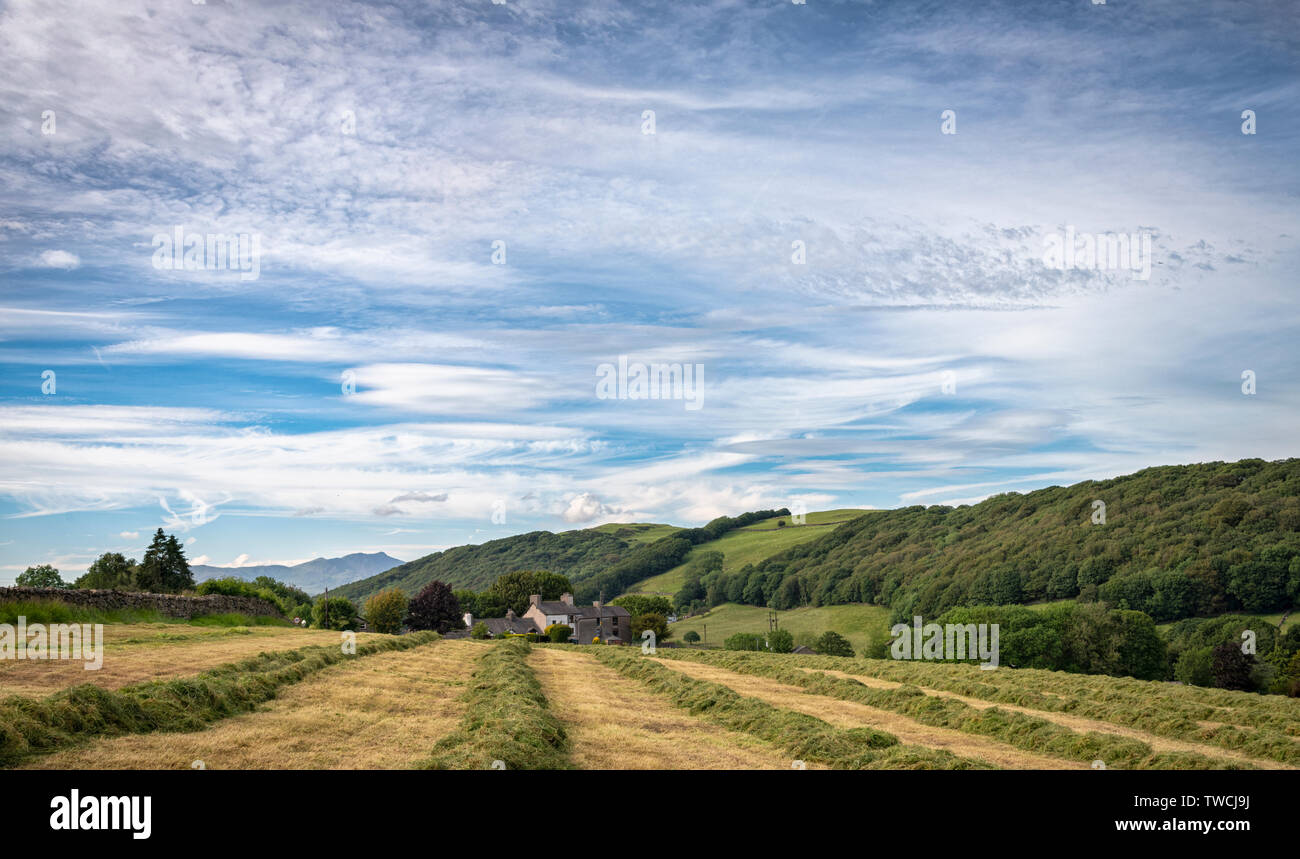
[0,622,389,698]
[21,639,480,770]
[788,654,1300,764]
[0,631,440,768]
[529,646,807,769]
[420,639,571,770]
[654,650,1255,770]
[585,645,991,769]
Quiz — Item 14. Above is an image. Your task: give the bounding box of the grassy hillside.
[669,602,891,654]
[625,509,869,596]
[590,522,683,545]
[332,528,632,604]
[332,510,782,606]
[708,458,1300,624]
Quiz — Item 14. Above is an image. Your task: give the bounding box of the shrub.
[1211,641,1255,691]
[630,612,671,643]
[816,631,855,657]
[471,621,490,639]
[1174,646,1213,686]
[312,595,359,630]
[724,633,763,651]
[683,630,701,644]
[766,629,794,653]
[250,576,311,616]
[364,588,409,634]
[545,623,573,643]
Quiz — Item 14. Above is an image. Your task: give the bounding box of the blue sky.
[1,0,1297,582]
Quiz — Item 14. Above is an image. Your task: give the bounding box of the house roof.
[532,601,629,618]
[477,616,541,635]
[575,604,630,618]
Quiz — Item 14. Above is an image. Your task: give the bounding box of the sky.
[1,0,1297,583]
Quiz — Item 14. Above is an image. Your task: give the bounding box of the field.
[668,602,891,653]
[6,627,1296,771]
[0,622,387,698]
[625,509,870,596]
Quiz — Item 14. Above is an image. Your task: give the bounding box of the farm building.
[461,592,631,643]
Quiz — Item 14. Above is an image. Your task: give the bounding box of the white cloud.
[561,492,613,523]
[36,250,80,269]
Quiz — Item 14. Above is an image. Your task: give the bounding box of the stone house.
[521,592,631,644]
[461,592,631,643]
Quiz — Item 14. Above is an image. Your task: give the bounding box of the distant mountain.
[192,552,403,595]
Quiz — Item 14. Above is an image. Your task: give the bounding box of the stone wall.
[0,586,283,619]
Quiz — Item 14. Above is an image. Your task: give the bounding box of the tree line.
[696,460,1300,624]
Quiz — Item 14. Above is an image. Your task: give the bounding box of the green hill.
[709,458,1300,624]
[331,510,783,605]
[330,528,631,604]
[625,509,869,597]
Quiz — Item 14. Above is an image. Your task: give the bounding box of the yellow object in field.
[592,636,601,644]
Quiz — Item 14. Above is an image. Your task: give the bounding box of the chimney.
[561,592,573,606]
[462,612,473,629]
[529,594,541,608]
[593,599,601,611]
[506,609,516,620]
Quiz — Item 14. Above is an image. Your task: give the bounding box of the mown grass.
[24,639,479,771]
[419,639,572,770]
[0,598,289,628]
[587,645,990,770]
[656,650,1258,770]
[0,631,440,768]
[669,602,891,654]
[119,627,255,644]
[805,653,1300,763]
[186,613,291,627]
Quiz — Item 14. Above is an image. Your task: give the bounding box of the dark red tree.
[405,580,463,633]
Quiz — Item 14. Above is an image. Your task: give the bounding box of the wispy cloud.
[0,0,1295,570]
